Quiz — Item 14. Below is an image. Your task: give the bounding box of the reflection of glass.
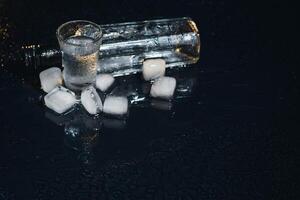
[64,118,99,165]
[45,108,127,164]
[57,20,102,91]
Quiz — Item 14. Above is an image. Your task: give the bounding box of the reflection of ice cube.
[176,78,197,99]
[110,83,138,97]
[44,86,77,114]
[77,110,103,131]
[75,25,100,39]
[45,110,73,126]
[46,106,103,131]
[103,118,126,130]
[81,86,102,115]
[103,96,128,116]
[151,99,173,110]
[39,67,62,93]
[109,77,150,105]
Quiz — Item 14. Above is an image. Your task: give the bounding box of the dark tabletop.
[0,0,298,199]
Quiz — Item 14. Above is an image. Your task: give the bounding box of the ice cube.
[150,76,176,100]
[44,86,77,114]
[142,58,166,81]
[81,86,103,115]
[75,24,101,39]
[39,67,63,93]
[96,74,115,92]
[103,96,128,116]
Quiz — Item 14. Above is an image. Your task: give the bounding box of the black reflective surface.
[0,0,298,199]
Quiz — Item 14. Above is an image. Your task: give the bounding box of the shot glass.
[57,20,102,91]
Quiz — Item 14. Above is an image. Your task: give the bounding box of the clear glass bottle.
[99,17,200,76]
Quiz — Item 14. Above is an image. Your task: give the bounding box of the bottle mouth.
[56,20,103,47]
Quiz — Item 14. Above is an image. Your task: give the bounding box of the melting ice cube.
[96,74,115,92]
[150,76,176,100]
[44,86,77,114]
[103,96,128,116]
[81,86,103,115]
[142,58,166,81]
[39,67,63,93]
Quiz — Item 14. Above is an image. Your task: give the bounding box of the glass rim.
[56,20,103,47]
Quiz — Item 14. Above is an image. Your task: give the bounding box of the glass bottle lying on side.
[99,17,200,76]
[22,17,200,77]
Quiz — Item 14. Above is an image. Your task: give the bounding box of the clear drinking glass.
[57,20,102,91]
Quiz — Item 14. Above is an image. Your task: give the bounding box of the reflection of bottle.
[18,18,200,76]
[110,67,198,106]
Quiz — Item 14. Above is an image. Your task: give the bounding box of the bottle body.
[99,17,200,76]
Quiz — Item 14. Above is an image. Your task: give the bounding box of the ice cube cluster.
[40,67,126,116]
[142,58,176,100]
[40,58,176,116]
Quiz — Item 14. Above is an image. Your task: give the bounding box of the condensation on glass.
[57,20,103,90]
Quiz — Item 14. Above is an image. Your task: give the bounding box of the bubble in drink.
[62,36,99,91]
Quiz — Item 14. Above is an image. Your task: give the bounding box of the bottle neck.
[22,44,61,68]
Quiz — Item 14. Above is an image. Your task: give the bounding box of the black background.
[0,0,298,199]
